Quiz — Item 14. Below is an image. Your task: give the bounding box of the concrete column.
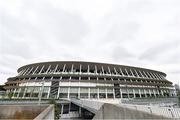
[157,89,160,97]
[120,89,122,98]
[87,65,90,73]
[144,89,147,98]
[161,90,164,96]
[113,88,115,99]
[127,87,129,98]
[69,103,71,113]
[108,66,111,74]
[153,89,156,98]
[78,87,80,99]
[79,107,82,117]
[13,88,16,98]
[139,89,142,98]
[105,88,107,99]
[88,88,90,99]
[95,65,98,74]
[47,87,51,99]
[114,67,118,75]
[79,64,82,74]
[68,87,70,99]
[57,87,60,99]
[62,64,66,72]
[22,87,27,98]
[149,89,152,97]
[133,89,136,98]
[97,88,99,99]
[17,88,21,98]
[101,66,105,75]
[61,104,64,116]
[71,64,74,73]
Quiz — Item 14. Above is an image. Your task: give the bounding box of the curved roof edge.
[17,61,167,76]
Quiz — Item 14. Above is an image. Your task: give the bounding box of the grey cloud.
[139,40,180,61]
[105,22,140,42]
[1,0,180,85]
[0,0,89,59]
[112,46,134,61]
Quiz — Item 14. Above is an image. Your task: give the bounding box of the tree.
[48,99,61,119]
[7,92,13,99]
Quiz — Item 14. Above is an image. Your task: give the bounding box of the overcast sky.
[0,0,180,85]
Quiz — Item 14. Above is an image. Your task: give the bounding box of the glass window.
[60,87,68,93]
[70,88,78,93]
[80,88,88,93]
[99,88,106,93]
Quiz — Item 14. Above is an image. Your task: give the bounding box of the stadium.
[4,61,176,99]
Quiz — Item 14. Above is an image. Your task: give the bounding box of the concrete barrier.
[93,103,167,119]
[34,105,54,120]
[0,104,54,119]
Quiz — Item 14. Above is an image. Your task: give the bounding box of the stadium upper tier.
[5,61,175,99]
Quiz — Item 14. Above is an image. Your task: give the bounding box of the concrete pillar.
[120,89,122,98]
[13,88,16,98]
[78,87,80,99]
[88,88,90,99]
[87,65,90,73]
[22,87,27,98]
[61,104,64,116]
[133,89,136,98]
[161,90,164,96]
[79,107,82,117]
[144,89,147,98]
[113,88,115,99]
[127,88,130,98]
[71,64,74,73]
[78,64,81,74]
[139,89,142,98]
[57,87,60,99]
[68,87,70,99]
[17,88,21,98]
[69,103,71,113]
[97,88,99,99]
[153,89,156,98]
[105,88,107,99]
[149,89,152,97]
[47,87,51,99]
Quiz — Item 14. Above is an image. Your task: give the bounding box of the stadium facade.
[4,61,176,99]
